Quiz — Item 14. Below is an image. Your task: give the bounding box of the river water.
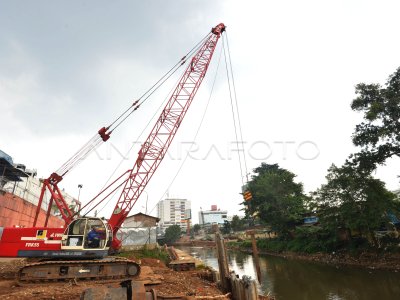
[176,246,400,300]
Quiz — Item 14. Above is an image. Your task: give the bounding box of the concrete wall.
[117,227,157,246]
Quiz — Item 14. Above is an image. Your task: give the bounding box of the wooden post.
[244,278,258,300]
[247,230,262,283]
[215,228,230,292]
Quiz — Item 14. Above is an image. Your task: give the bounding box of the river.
[176,246,400,299]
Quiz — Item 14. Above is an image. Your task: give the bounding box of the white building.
[157,198,191,231]
[198,205,228,225]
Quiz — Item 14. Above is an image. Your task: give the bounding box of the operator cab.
[61,217,112,251]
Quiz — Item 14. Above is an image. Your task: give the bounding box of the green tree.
[222,220,231,234]
[164,225,182,245]
[245,163,306,238]
[230,215,244,232]
[350,66,400,172]
[192,224,201,235]
[312,163,398,248]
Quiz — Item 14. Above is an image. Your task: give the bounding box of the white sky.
[1,0,400,224]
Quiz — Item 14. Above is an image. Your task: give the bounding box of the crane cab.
[61,218,112,255]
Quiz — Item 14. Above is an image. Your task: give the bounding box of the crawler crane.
[0,23,225,282]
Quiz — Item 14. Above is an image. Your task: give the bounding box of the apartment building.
[157,198,191,231]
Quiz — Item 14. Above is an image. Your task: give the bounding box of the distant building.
[157,198,191,231]
[198,205,228,225]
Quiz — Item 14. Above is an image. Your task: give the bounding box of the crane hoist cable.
[79,63,194,216]
[34,24,225,228]
[78,32,216,217]
[53,32,212,182]
[143,31,249,222]
[89,73,186,217]
[223,32,249,187]
[108,32,213,133]
[226,33,249,183]
[143,43,224,220]
[87,32,220,217]
[78,24,226,235]
[118,30,247,225]
[222,35,242,185]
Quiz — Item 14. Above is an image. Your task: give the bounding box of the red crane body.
[0,23,225,261]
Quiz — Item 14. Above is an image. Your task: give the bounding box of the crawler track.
[18,257,140,283]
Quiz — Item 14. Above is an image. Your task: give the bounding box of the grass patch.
[118,246,170,264]
[196,263,208,270]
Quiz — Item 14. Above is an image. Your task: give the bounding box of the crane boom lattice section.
[108,24,225,233]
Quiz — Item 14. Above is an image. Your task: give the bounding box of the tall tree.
[312,163,398,247]
[350,66,400,171]
[245,163,306,238]
[164,225,182,245]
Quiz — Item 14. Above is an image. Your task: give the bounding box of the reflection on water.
[178,246,400,300]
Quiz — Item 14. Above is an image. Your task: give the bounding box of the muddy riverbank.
[236,248,400,271]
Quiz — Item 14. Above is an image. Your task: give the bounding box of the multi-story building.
[157,198,191,231]
[198,205,228,225]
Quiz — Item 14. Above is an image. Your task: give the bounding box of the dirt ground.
[0,258,227,300]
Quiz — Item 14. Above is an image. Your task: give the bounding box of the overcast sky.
[1,0,400,224]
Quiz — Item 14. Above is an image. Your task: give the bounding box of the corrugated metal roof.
[0,149,28,182]
[0,150,13,165]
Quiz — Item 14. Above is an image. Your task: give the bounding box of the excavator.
[0,23,225,282]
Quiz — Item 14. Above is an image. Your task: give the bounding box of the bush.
[346,237,370,255]
[253,226,338,254]
[228,226,375,254]
[288,226,338,253]
[377,234,400,252]
[257,239,286,252]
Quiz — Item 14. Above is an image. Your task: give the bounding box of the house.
[123,213,160,228]
[118,213,161,249]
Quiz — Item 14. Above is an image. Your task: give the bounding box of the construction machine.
[0,23,225,282]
